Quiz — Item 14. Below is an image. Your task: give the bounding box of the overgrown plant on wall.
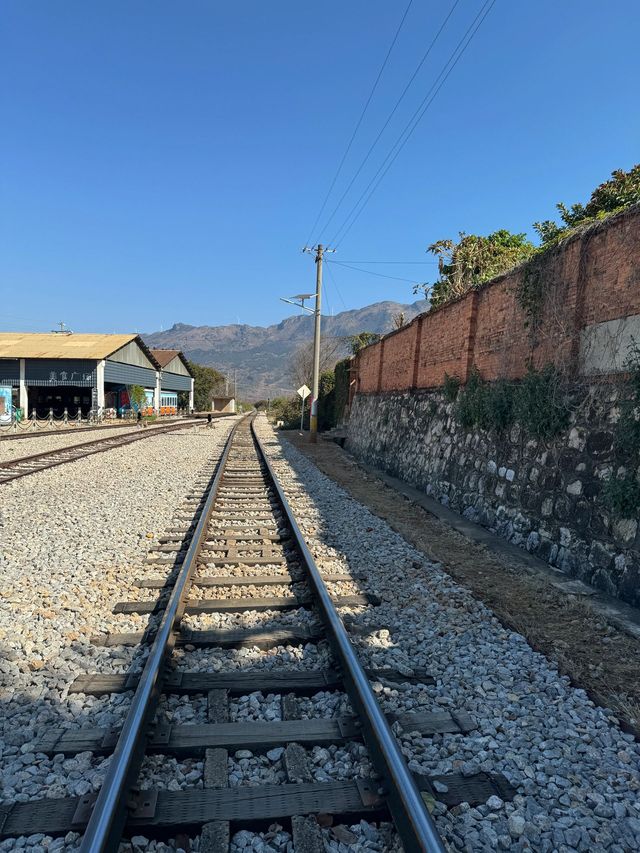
[534,164,640,246]
[411,163,639,314]
[349,332,381,354]
[417,230,535,308]
[453,366,570,439]
[605,343,640,517]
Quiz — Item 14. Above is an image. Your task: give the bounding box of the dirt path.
[284,431,640,736]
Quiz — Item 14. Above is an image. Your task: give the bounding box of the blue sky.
[1,1,638,333]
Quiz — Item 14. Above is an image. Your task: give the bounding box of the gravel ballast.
[0,420,238,848]
[253,417,640,853]
[3,413,639,851]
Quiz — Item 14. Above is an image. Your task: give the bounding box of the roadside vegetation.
[187,361,226,410]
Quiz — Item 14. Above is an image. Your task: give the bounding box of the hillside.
[144,299,428,399]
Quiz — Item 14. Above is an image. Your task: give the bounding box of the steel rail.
[0,413,235,443]
[251,420,446,853]
[79,416,247,852]
[0,418,188,442]
[0,421,201,483]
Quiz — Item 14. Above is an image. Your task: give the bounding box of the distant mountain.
[144,299,428,400]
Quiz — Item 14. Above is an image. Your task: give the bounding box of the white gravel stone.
[0,419,238,848]
[0,423,165,464]
[254,415,640,852]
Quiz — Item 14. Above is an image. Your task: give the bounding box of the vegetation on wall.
[349,331,381,354]
[413,164,639,313]
[534,164,640,246]
[443,373,461,402]
[452,366,570,439]
[416,230,535,308]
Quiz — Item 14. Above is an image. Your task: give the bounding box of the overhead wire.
[303,0,414,248]
[329,0,496,248]
[327,259,427,286]
[324,257,348,312]
[338,259,438,264]
[317,0,462,243]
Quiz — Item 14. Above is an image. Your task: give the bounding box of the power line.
[330,0,496,248]
[338,259,438,264]
[317,0,462,242]
[327,259,427,286]
[324,256,348,312]
[303,0,414,247]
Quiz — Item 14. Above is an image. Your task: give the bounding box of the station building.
[0,333,194,418]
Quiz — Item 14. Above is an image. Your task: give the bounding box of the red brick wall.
[379,322,418,391]
[415,295,476,387]
[354,205,640,392]
[356,343,381,393]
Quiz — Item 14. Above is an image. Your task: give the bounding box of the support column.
[19,358,28,414]
[154,371,161,414]
[96,360,105,412]
[189,378,194,412]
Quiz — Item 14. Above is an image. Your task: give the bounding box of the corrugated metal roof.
[150,348,194,376]
[0,333,144,361]
[151,348,181,367]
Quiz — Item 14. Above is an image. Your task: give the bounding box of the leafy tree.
[534,163,640,245]
[349,332,381,354]
[187,361,226,411]
[417,230,535,308]
[128,385,148,411]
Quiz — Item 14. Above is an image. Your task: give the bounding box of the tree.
[415,230,535,308]
[128,385,148,411]
[187,361,226,411]
[391,311,406,330]
[349,332,381,354]
[534,163,640,245]
[288,337,346,389]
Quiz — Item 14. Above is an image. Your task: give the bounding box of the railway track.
[0,415,515,851]
[0,412,234,442]
[0,420,201,484]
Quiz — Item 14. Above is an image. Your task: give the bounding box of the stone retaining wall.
[346,387,640,607]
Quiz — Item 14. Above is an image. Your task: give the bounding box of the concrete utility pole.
[303,243,334,442]
[309,244,323,442]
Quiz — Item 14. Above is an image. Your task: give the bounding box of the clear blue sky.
[1,1,638,334]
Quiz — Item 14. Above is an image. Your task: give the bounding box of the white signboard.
[297,384,311,400]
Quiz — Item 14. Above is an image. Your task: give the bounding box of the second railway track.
[0,420,202,484]
[0,414,515,851]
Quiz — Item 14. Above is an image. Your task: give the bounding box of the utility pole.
[303,243,334,442]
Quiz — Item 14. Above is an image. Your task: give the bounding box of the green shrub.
[513,366,570,439]
[604,473,640,517]
[333,358,351,425]
[483,380,516,432]
[443,373,461,402]
[455,370,485,429]
[454,366,569,438]
[455,371,515,433]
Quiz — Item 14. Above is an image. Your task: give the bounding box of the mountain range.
[144,299,428,400]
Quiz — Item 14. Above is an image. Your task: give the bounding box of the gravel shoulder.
[284,430,640,736]
[263,423,640,852]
